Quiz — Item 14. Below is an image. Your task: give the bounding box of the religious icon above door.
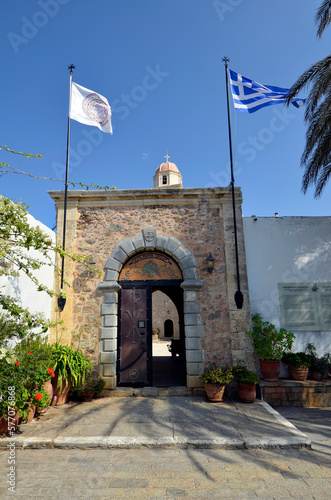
[119,252,182,281]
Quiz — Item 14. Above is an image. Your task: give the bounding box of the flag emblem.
[229,70,306,113]
[82,92,111,127]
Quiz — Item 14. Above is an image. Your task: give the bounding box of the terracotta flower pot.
[288,364,309,381]
[311,371,323,381]
[78,391,94,402]
[51,372,72,405]
[20,404,36,424]
[259,359,280,381]
[203,383,226,402]
[238,383,256,403]
[0,410,19,435]
[44,380,54,399]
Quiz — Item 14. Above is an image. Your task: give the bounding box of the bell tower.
[153,154,183,188]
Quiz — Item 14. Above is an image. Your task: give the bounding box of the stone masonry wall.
[48,188,254,377]
[73,202,230,366]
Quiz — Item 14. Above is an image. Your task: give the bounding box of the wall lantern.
[206,253,215,274]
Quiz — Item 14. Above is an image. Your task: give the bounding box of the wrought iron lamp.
[206,253,215,274]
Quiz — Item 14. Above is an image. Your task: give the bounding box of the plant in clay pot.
[0,338,54,431]
[50,344,93,405]
[70,371,105,402]
[232,365,259,403]
[246,314,295,381]
[305,343,330,381]
[282,351,312,381]
[200,363,233,402]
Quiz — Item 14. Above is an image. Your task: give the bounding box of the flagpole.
[58,64,75,313]
[222,56,244,310]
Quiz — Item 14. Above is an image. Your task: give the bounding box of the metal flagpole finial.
[68,64,75,72]
[222,56,230,66]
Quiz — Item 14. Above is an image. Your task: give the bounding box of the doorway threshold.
[101,387,205,398]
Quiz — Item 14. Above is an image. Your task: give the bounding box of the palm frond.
[302,88,331,160]
[287,2,331,197]
[303,59,331,120]
[316,0,331,38]
[301,130,331,196]
[285,55,331,106]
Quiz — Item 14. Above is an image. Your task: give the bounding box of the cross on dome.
[164,153,170,163]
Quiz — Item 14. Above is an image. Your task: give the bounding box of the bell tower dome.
[153,154,183,188]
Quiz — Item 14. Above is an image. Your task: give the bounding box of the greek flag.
[229,70,306,113]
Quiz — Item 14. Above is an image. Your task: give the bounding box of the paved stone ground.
[0,397,311,450]
[0,406,330,499]
[0,445,330,498]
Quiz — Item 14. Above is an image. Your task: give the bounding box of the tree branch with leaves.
[0,146,102,346]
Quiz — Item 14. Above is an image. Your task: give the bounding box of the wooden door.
[118,288,151,385]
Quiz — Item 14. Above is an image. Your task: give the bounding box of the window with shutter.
[318,284,331,330]
[278,283,331,331]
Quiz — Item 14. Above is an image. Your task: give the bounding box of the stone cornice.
[48,187,243,208]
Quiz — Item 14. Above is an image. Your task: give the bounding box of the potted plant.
[70,371,105,402]
[200,363,233,402]
[50,344,93,405]
[0,359,22,433]
[246,314,295,381]
[306,343,330,381]
[0,339,54,432]
[311,354,331,381]
[232,365,259,403]
[282,351,312,381]
[12,336,54,420]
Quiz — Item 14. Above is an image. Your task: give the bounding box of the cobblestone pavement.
[0,406,330,499]
[0,445,330,499]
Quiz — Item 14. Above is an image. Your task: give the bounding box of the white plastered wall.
[243,216,331,359]
[0,212,56,322]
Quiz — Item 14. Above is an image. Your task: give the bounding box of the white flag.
[70,82,112,134]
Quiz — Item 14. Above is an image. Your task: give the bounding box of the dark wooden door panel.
[119,289,149,384]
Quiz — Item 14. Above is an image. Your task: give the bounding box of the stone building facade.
[48,160,254,390]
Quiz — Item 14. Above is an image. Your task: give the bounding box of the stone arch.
[96,228,205,389]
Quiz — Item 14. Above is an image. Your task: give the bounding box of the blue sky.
[1,0,330,229]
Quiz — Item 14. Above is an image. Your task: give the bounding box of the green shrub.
[232,365,259,384]
[200,364,233,385]
[50,343,93,388]
[246,314,295,361]
[282,351,312,368]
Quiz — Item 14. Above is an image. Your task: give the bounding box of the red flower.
[27,352,33,355]
[15,361,19,366]
[47,367,55,377]
[34,393,42,401]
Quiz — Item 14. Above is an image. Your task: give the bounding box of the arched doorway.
[117,251,185,386]
[97,229,205,390]
[164,319,174,338]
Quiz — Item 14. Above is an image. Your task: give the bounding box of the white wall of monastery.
[0,212,56,321]
[243,216,331,357]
